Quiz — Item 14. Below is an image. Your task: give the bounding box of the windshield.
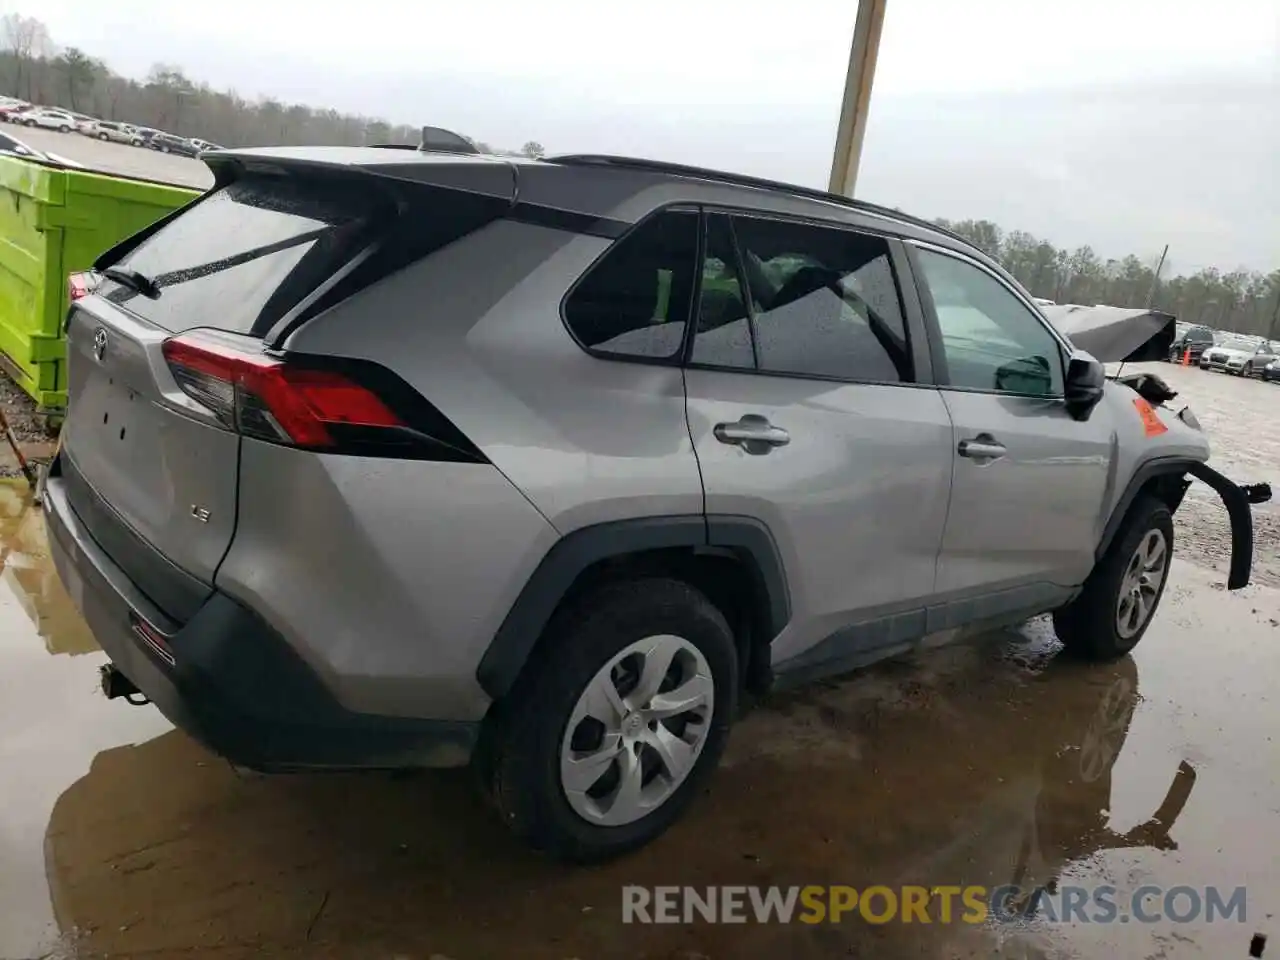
[1219,336,1256,351]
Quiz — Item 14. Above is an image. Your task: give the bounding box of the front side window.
[915,248,1064,397]
[728,215,912,383]
[563,210,698,361]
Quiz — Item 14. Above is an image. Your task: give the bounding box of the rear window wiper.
[102,265,161,299]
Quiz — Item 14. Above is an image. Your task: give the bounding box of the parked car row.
[1163,323,1280,381]
[1166,323,1217,363]
[0,97,222,156]
[1198,334,1279,378]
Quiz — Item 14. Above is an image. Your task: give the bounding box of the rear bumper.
[44,473,479,771]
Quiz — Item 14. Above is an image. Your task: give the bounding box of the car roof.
[208,145,991,265]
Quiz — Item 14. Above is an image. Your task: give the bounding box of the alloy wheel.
[1116,529,1169,639]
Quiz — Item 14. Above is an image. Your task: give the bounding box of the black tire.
[480,577,738,862]
[1054,496,1173,660]
[99,132,108,140]
[59,125,71,133]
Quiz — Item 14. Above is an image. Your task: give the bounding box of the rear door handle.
[714,414,791,454]
[957,434,1007,461]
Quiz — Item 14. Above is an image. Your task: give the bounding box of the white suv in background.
[19,108,76,132]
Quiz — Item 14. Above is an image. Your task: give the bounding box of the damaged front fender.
[1100,459,1271,590]
[1185,465,1271,590]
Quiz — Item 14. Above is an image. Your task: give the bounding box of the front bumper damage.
[1187,464,1272,590]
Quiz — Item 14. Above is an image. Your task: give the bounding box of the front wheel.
[1054,496,1173,660]
[98,132,108,140]
[480,578,737,862]
[59,125,71,133]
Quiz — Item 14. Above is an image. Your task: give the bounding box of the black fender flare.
[1099,457,1254,590]
[476,515,791,699]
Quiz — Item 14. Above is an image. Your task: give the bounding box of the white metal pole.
[828,0,888,198]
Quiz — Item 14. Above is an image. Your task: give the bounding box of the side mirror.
[994,354,1053,395]
[1065,350,1106,421]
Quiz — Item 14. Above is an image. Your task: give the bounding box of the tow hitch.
[99,663,149,706]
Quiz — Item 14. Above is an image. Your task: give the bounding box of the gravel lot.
[4,122,213,189]
[1128,359,1280,586]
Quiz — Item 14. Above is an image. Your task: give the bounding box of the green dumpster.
[0,156,200,414]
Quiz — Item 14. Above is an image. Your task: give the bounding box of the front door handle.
[714,414,791,454]
[957,434,1007,461]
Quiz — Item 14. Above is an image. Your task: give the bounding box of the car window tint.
[731,216,912,382]
[916,248,1064,397]
[563,210,697,361]
[691,215,755,369]
[104,176,389,335]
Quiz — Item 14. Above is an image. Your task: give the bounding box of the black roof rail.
[546,153,973,248]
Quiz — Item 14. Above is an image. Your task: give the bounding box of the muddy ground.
[0,360,1275,960]
[0,378,55,481]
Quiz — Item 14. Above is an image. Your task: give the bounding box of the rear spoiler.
[92,134,632,275]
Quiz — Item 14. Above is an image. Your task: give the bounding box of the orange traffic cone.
[1182,347,1191,366]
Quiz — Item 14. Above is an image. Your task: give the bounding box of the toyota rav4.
[45,144,1264,862]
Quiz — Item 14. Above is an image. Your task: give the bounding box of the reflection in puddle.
[0,484,99,657]
[0,484,170,958]
[0,480,1275,959]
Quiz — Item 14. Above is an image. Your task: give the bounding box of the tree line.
[0,13,544,157]
[937,218,1280,339]
[3,13,1276,337]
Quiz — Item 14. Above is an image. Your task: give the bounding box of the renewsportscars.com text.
[621,884,1248,925]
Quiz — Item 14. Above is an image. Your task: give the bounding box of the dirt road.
[0,362,1275,959]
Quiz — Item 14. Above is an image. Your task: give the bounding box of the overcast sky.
[26,0,1280,273]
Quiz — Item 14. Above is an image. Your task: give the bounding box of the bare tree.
[521,140,546,159]
[2,13,54,100]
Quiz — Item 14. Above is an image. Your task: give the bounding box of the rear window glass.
[103,176,388,335]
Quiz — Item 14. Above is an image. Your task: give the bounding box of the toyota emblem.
[92,327,108,362]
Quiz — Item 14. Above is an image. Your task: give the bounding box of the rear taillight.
[68,271,100,302]
[161,335,404,448]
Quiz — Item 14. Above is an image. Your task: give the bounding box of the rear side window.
[102,176,391,335]
[563,210,698,361]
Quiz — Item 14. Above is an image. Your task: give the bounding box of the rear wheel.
[98,132,108,140]
[59,124,71,133]
[1054,496,1173,660]
[481,578,737,862]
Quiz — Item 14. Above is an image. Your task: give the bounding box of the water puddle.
[0,477,1275,958]
[0,484,170,958]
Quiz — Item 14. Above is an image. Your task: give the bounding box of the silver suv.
[45,147,1261,861]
